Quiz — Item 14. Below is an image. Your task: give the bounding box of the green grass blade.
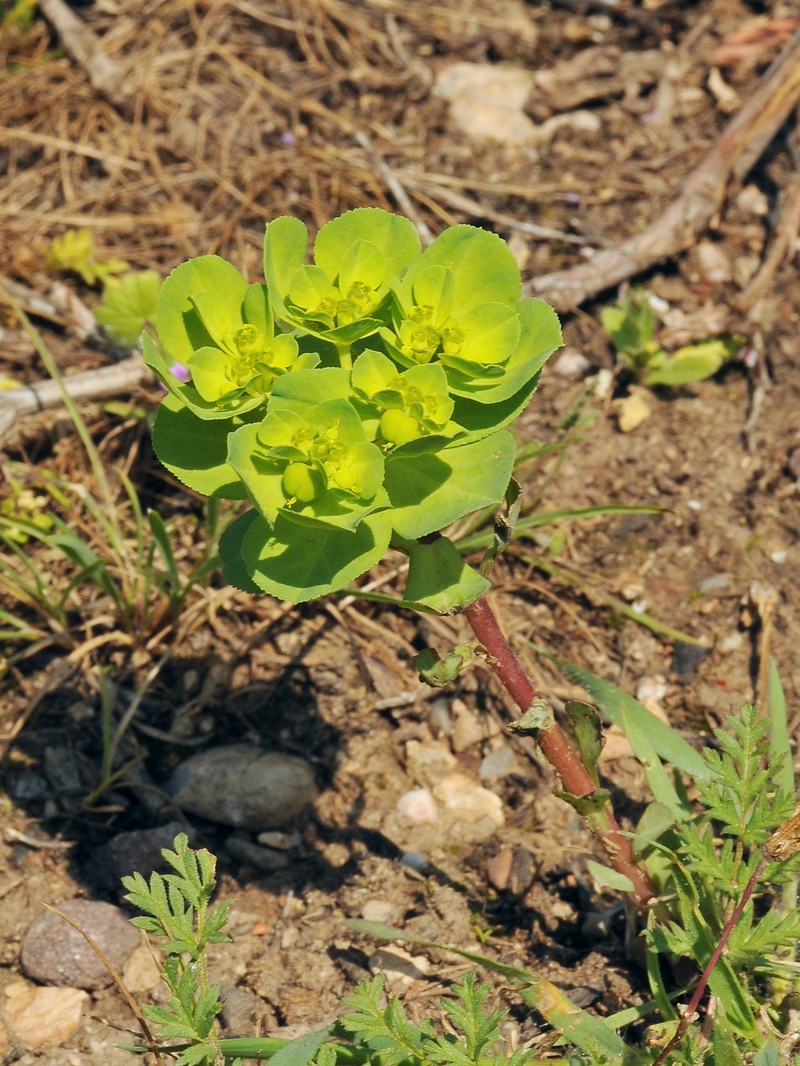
[147,510,179,580]
[530,645,712,782]
[120,469,145,571]
[456,505,659,553]
[620,704,691,823]
[767,659,794,799]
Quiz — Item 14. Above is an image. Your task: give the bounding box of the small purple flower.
[170,362,191,382]
[281,131,295,145]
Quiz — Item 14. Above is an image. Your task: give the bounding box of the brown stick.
[38,0,133,111]
[736,171,800,311]
[527,28,800,311]
[464,596,658,909]
[0,356,153,443]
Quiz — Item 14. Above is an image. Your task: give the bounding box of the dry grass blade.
[42,904,166,1066]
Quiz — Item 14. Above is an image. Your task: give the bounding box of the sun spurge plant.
[144,210,561,605]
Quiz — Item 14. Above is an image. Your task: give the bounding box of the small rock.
[509,848,537,897]
[487,849,513,891]
[434,773,504,826]
[479,746,518,781]
[734,255,761,289]
[428,698,454,738]
[616,570,645,602]
[321,841,351,868]
[362,900,402,925]
[363,656,403,700]
[707,66,741,113]
[451,705,484,752]
[735,183,769,216]
[405,740,457,787]
[594,367,613,399]
[220,986,265,1034]
[94,821,188,890]
[122,944,162,993]
[396,788,438,824]
[635,677,668,705]
[672,642,710,682]
[720,631,744,654]
[280,926,299,949]
[616,391,651,433]
[582,905,622,941]
[788,445,800,481]
[553,349,591,377]
[43,746,82,796]
[225,836,290,872]
[21,899,140,990]
[696,240,732,283]
[369,947,430,991]
[399,850,430,874]
[9,771,47,804]
[256,831,298,850]
[434,62,537,145]
[772,549,788,564]
[550,898,576,922]
[166,746,317,831]
[698,573,730,594]
[5,981,88,1048]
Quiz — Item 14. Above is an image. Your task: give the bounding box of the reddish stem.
[464,595,658,909]
[651,857,767,1066]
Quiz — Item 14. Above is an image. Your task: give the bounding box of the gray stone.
[399,850,430,874]
[166,745,317,831]
[508,848,536,897]
[225,836,289,872]
[21,899,140,990]
[9,771,48,803]
[479,746,518,781]
[43,746,82,795]
[256,830,299,850]
[93,822,189,891]
[672,642,709,682]
[220,986,266,1034]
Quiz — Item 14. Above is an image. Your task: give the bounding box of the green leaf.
[95,270,162,344]
[439,303,520,370]
[753,1041,780,1066]
[620,703,691,824]
[385,431,514,539]
[147,510,179,579]
[632,802,675,857]
[151,392,249,499]
[315,208,420,285]
[399,535,490,614]
[263,216,309,318]
[445,298,561,404]
[556,788,611,817]
[240,510,393,603]
[644,346,724,387]
[530,648,712,782]
[272,367,353,406]
[268,1029,332,1066]
[767,660,794,799]
[585,859,635,894]
[218,509,260,593]
[406,226,521,313]
[565,701,603,786]
[157,255,250,364]
[450,369,542,440]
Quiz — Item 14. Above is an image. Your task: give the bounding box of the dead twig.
[736,171,800,311]
[38,0,134,112]
[527,28,800,310]
[0,356,153,444]
[353,131,434,246]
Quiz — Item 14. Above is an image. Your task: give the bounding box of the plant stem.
[650,855,767,1066]
[464,595,658,910]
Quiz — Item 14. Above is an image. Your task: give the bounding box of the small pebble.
[166,746,317,831]
[225,836,290,872]
[434,773,504,826]
[428,698,454,738]
[5,982,87,1049]
[121,945,162,994]
[553,349,590,377]
[397,788,438,824]
[479,746,518,781]
[594,368,613,400]
[93,821,188,891]
[43,746,82,796]
[771,549,788,564]
[220,986,265,1034]
[399,850,430,874]
[735,184,769,216]
[672,642,710,682]
[719,631,744,654]
[696,240,732,283]
[361,900,402,925]
[509,848,537,897]
[687,499,702,511]
[487,849,513,891]
[451,705,484,752]
[698,573,729,594]
[21,899,139,990]
[635,677,667,704]
[788,445,800,482]
[256,831,298,850]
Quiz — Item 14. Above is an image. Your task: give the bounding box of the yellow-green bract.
[144,209,562,606]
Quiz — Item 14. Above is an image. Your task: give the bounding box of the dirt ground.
[1,0,800,1061]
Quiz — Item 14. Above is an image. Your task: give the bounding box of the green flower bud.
[282,462,323,503]
[380,408,420,446]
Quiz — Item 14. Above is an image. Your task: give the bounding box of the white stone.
[121,944,162,994]
[553,349,591,377]
[4,981,87,1049]
[434,773,504,825]
[696,240,732,283]
[479,746,518,781]
[735,184,769,216]
[396,788,438,824]
[636,677,668,704]
[594,367,614,399]
[616,391,651,433]
[719,632,744,654]
[361,900,402,926]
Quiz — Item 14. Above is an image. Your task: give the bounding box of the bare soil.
[0,0,799,1061]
